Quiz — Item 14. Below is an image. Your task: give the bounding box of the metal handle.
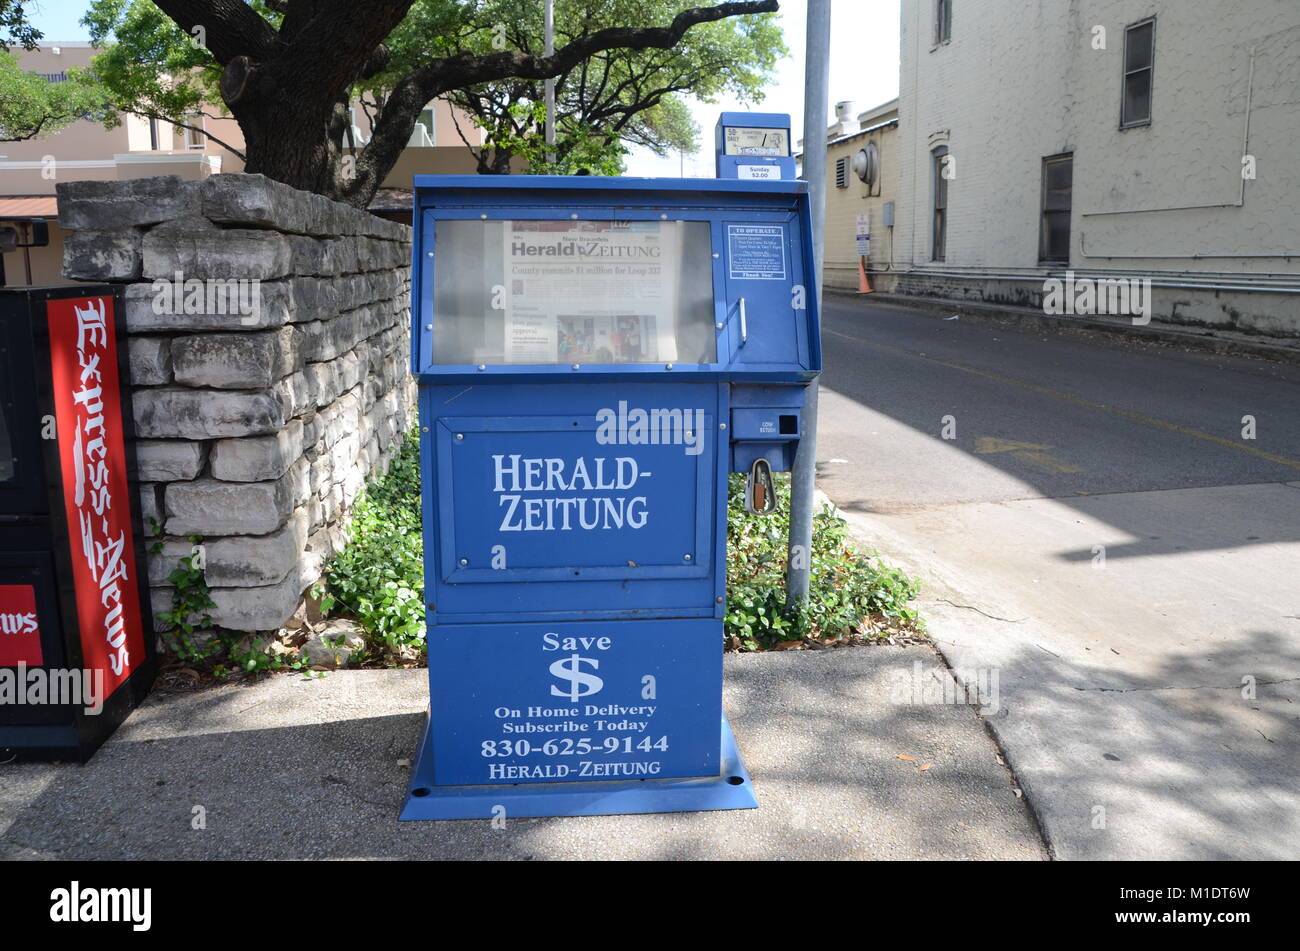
[738,297,748,345]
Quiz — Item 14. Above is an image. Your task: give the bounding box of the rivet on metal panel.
[570,213,579,219]
[571,363,581,370]
[683,554,692,561]
[477,364,486,370]
[719,422,727,430]
[715,322,724,330]
[459,558,468,566]
[480,214,488,220]
[660,213,668,220]
[426,603,435,611]
[421,426,430,433]
[712,253,720,259]
[426,251,434,258]
[665,363,673,370]
[425,324,433,330]
[455,433,464,440]
[715,596,724,604]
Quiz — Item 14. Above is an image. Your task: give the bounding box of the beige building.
[810,98,900,292]
[884,0,1300,335]
[1,42,485,285]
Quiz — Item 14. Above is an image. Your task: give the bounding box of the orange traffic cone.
[858,257,873,293]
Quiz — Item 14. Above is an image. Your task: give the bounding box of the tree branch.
[412,2,777,100]
[151,0,280,63]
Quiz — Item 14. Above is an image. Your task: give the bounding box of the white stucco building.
[884,0,1300,335]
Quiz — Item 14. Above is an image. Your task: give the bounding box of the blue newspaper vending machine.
[404,153,819,820]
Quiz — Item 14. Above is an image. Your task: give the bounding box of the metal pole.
[544,0,556,167]
[786,0,831,609]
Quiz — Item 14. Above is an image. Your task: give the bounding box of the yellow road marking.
[825,327,1300,473]
[1015,450,1084,474]
[974,436,1082,473]
[974,437,1052,454]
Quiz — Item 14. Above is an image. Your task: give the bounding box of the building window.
[835,155,849,189]
[184,114,205,149]
[412,107,437,147]
[1121,17,1155,128]
[149,117,160,151]
[1039,153,1073,263]
[931,146,949,262]
[935,0,952,44]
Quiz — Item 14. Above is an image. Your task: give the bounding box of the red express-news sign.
[46,295,144,695]
[0,584,43,666]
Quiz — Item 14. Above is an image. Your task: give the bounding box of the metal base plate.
[399,715,758,820]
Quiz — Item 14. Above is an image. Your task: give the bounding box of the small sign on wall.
[855,213,871,256]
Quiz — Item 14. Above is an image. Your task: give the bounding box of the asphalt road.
[815,293,1300,860]
[817,296,1300,509]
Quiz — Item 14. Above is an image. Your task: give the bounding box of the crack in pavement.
[1072,676,1300,694]
[933,598,1029,624]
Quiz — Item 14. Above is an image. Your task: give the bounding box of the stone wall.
[57,173,414,634]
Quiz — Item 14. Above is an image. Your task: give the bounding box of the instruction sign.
[726,224,787,280]
[855,214,871,256]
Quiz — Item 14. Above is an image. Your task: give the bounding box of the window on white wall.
[410,106,436,145]
[184,114,205,149]
[1121,17,1155,128]
[935,0,952,44]
[1039,153,1073,263]
[931,146,949,262]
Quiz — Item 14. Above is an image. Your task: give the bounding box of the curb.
[827,288,1300,366]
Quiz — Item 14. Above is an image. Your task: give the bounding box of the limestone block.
[63,227,143,281]
[135,440,207,482]
[133,387,285,440]
[165,473,294,536]
[209,418,304,482]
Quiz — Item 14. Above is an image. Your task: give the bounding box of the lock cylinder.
[746,458,777,515]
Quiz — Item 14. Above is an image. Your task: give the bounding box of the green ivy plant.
[322,431,428,659]
[151,534,314,677]
[151,534,218,665]
[725,473,924,649]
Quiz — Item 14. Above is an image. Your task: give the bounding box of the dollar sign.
[549,653,603,701]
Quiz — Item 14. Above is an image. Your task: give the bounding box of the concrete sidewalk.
[833,494,1300,862]
[0,648,1045,860]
